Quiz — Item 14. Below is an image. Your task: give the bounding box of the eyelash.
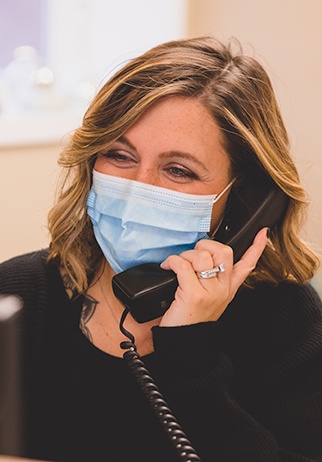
[167,166,198,180]
[102,151,132,163]
[102,150,199,181]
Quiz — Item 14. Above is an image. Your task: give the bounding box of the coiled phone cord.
[119,307,202,462]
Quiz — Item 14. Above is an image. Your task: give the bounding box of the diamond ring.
[196,264,225,279]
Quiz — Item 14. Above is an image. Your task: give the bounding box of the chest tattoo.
[79,294,99,342]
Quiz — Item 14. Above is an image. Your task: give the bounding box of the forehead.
[124,96,226,151]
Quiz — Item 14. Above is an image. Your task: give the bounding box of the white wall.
[187,0,322,292]
[0,0,188,263]
[46,0,187,96]
[0,143,60,262]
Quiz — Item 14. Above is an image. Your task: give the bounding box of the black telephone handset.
[112,178,289,323]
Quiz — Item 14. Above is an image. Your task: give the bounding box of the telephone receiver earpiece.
[215,182,289,263]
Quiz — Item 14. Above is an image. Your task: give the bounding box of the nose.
[132,167,160,187]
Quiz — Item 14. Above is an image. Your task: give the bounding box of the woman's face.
[94,96,232,233]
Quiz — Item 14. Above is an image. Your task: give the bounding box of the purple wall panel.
[0,0,45,67]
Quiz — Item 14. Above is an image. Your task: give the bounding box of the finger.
[161,241,233,290]
[195,239,233,266]
[231,227,269,291]
[176,248,214,273]
[161,254,205,293]
[194,239,234,279]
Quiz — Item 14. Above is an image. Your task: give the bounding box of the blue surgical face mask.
[87,170,232,273]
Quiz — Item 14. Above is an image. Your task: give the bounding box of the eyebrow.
[116,135,137,152]
[115,135,209,172]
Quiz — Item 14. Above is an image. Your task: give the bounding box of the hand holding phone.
[112,180,288,323]
[158,227,269,326]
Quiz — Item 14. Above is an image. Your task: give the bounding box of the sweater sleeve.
[150,282,322,462]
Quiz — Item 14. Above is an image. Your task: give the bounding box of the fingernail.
[266,228,271,238]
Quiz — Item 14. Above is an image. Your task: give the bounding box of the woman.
[1,37,321,462]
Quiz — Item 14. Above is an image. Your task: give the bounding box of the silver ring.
[196,264,225,279]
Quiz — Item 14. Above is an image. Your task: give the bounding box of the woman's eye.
[167,166,198,181]
[102,150,133,163]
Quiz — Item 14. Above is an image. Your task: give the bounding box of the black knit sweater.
[1,249,322,462]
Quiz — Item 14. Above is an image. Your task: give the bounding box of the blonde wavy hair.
[48,36,319,294]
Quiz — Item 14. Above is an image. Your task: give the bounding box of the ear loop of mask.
[209,178,236,238]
